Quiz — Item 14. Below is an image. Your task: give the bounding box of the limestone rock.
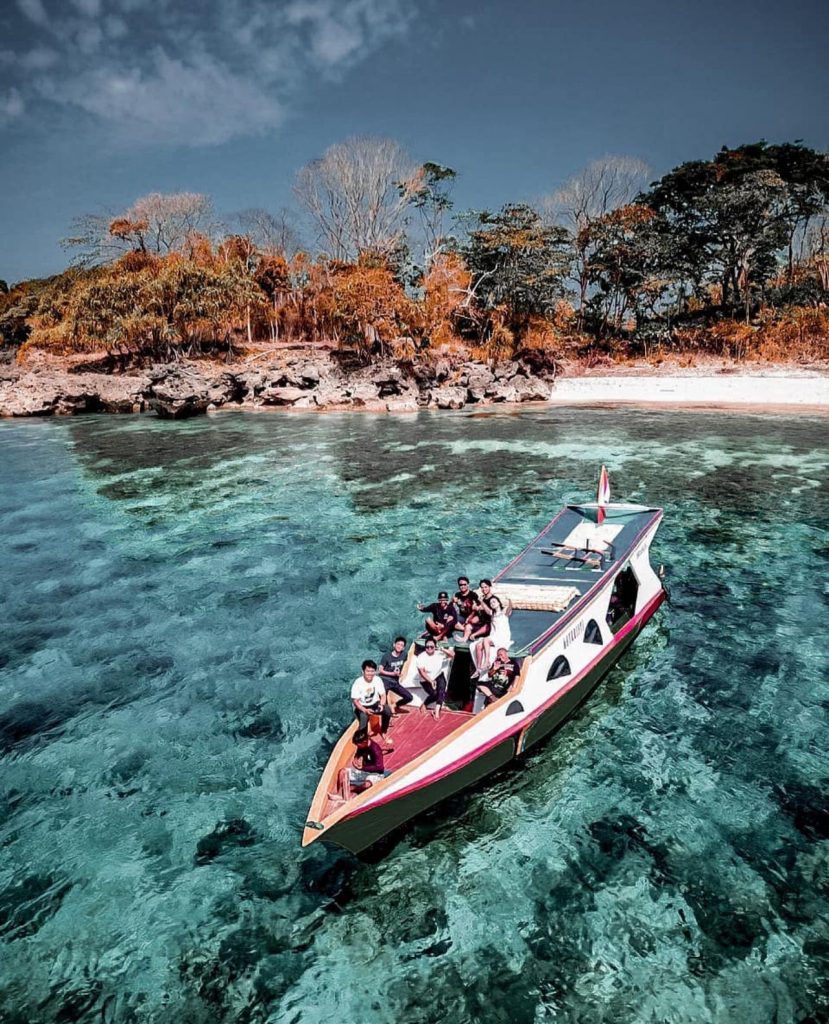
[512,375,552,402]
[314,381,351,407]
[385,396,419,412]
[147,367,214,418]
[431,385,466,410]
[488,381,518,403]
[465,363,495,402]
[0,370,149,417]
[493,360,519,381]
[260,385,308,406]
[347,380,381,406]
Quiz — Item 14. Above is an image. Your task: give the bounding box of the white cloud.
[0,87,25,123]
[2,0,416,146]
[70,0,102,15]
[75,24,104,53]
[50,49,285,145]
[19,47,60,70]
[16,0,49,27]
[104,15,128,39]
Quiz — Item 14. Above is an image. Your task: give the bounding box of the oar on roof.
[597,465,610,525]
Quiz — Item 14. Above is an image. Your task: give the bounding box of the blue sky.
[1,0,827,283]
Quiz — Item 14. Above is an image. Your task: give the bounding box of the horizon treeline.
[2,136,829,366]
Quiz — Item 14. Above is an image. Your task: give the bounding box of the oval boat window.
[506,700,524,716]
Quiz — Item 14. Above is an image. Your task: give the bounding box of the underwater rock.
[194,818,257,865]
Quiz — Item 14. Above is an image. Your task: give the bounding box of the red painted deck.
[383,707,472,771]
[322,708,472,819]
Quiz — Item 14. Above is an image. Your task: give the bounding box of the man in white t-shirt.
[351,659,393,748]
[415,639,455,719]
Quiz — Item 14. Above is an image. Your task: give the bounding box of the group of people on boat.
[341,577,519,799]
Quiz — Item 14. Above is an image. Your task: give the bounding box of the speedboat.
[302,470,666,853]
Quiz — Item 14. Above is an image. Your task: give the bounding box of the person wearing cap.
[417,590,459,641]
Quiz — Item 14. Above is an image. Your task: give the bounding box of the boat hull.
[316,602,658,854]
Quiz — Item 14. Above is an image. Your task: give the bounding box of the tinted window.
[546,656,571,681]
[607,565,639,635]
[584,619,603,645]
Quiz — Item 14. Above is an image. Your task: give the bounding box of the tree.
[712,142,829,287]
[462,204,571,342]
[583,205,671,337]
[399,162,457,269]
[329,258,415,358]
[294,136,416,261]
[63,192,216,266]
[644,152,796,321]
[227,208,301,257]
[544,156,650,321]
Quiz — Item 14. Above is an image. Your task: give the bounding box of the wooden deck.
[383,707,472,771]
[321,708,472,819]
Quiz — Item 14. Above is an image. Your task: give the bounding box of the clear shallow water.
[0,407,827,1024]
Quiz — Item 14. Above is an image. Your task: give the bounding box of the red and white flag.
[597,465,610,524]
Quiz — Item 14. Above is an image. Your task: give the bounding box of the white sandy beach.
[548,370,829,409]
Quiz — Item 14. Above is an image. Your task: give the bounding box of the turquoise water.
[0,408,827,1024]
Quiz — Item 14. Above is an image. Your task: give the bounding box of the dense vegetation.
[2,138,828,367]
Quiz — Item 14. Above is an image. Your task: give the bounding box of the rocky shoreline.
[0,352,555,418]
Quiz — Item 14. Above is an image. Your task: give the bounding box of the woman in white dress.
[471,596,512,678]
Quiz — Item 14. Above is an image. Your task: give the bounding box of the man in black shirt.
[378,635,413,712]
[453,576,479,625]
[417,591,459,641]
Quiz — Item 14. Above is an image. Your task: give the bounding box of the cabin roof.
[494,503,661,655]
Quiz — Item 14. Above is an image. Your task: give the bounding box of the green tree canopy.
[462,204,570,336]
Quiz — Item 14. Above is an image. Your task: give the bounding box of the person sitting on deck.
[417,591,459,641]
[477,648,517,706]
[470,595,513,678]
[415,639,455,719]
[452,576,479,626]
[460,579,496,642]
[378,636,413,713]
[333,729,391,802]
[351,660,394,751]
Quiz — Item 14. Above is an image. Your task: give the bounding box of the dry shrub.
[753,307,829,361]
[672,321,754,359]
[328,262,416,357]
[468,307,515,363]
[423,253,471,349]
[671,308,829,362]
